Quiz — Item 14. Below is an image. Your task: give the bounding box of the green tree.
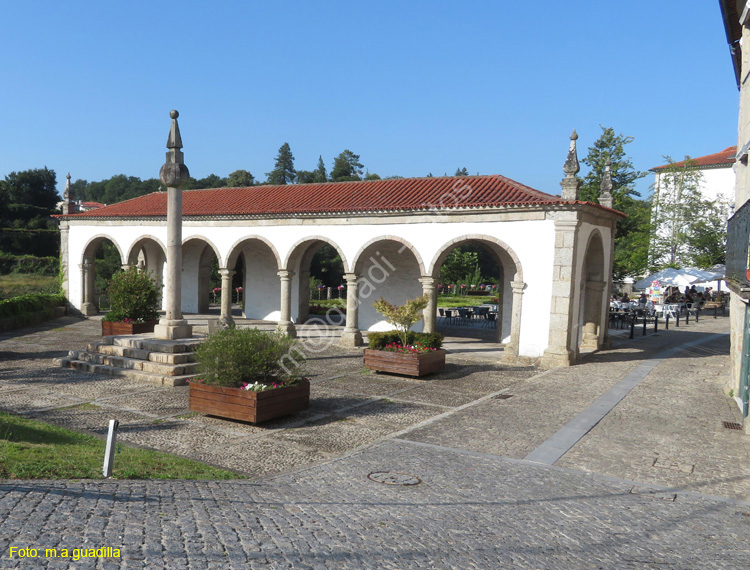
[313,156,327,183]
[579,126,649,278]
[3,168,59,210]
[364,172,381,180]
[455,167,469,176]
[227,170,255,187]
[440,248,480,285]
[331,150,364,182]
[266,142,296,185]
[648,157,727,269]
[296,170,315,184]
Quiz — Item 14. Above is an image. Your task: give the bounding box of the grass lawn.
[0,411,245,480]
[0,274,59,300]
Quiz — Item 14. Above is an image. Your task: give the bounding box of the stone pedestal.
[219,269,235,327]
[81,257,97,316]
[277,270,297,338]
[419,276,437,334]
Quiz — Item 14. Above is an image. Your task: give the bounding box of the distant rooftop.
[651,147,736,171]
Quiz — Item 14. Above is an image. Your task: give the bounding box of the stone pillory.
[59,129,624,367]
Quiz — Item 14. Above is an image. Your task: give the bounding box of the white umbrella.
[634,268,716,291]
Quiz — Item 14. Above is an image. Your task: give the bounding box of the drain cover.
[723,421,743,431]
[367,471,421,486]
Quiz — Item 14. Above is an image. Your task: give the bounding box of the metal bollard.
[676,312,680,327]
[686,310,690,325]
[695,308,699,322]
[665,313,669,330]
[629,317,635,339]
[654,315,658,333]
[103,419,120,478]
[714,306,718,319]
[642,316,647,336]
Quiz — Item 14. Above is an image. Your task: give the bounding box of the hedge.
[367,330,444,350]
[0,229,59,257]
[0,253,58,275]
[0,293,67,320]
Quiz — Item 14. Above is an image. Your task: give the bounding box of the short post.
[665,313,669,330]
[642,315,647,336]
[695,308,699,322]
[676,312,680,327]
[654,314,658,333]
[714,306,718,319]
[686,310,690,325]
[629,317,635,339]
[103,419,120,478]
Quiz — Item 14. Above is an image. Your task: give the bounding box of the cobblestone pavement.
[1,314,750,568]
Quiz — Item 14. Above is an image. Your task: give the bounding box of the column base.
[580,333,600,350]
[154,319,193,340]
[339,329,363,347]
[277,321,297,338]
[540,346,576,368]
[81,302,98,316]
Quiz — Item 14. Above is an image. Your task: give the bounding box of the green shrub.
[367,330,443,350]
[372,295,429,347]
[103,267,160,322]
[0,293,66,320]
[195,328,305,387]
[0,253,58,275]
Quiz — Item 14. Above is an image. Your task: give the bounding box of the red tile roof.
[651,147,736,171]
[61,174,621,219]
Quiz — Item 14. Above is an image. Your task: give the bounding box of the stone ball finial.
[570,130,578,141]
[170,110,179,119]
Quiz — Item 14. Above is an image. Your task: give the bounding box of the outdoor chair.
[483,312,497,329]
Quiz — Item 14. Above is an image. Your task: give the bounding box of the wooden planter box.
[363,349,446,377]
[102,320,157,336]
[189,379,310,423]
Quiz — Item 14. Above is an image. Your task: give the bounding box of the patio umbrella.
[634,268,717,291]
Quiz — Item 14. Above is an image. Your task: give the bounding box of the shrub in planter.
[102,267,160,324]
[190,328,309,423]
[365,296,446,377]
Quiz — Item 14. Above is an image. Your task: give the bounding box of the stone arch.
[579,229,607,351]
[226,236,282,320]
[126,236,168,310]
[428,234,523,282]
[79,234,125,315]
[285,236,349,324]
[429,234,524,348]
[182,236,220,314]
[352,236,425,332]
[352,235,426,276]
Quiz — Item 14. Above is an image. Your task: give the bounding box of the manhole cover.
[367,471,421,486]
[723,421,743,431]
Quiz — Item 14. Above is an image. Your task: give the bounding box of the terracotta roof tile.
[651,147,736,171]
[62,174,619,219]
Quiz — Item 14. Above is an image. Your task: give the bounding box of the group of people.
[612,285,720,307]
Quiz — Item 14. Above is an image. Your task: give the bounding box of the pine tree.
[331,150,364,182]
[266,142,296,185]
[313,156,327,183]
[455,167,469,176]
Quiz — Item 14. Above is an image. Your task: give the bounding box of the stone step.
[68,350,200,376]
[111,336,204,353]
[58,358,197,387]
[93,343,196,364]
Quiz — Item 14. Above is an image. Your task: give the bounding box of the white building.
[58,127,623,368]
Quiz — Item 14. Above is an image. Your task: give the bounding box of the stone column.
[601,222,617,349]
[340,272,363,347]
[81,257,97,316]
[580,280,606,350]
[219,269,235,327]
[419,276,437,334]
[154,110,193,340]
[277,270,297,337]
[541,218,580,367]
[501,280,525,361]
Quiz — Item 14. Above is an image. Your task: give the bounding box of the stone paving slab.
[1,440,749,569]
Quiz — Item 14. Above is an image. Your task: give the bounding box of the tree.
[313,156,327,183]
[372,295,430,347]
[455,167,469,176]
[331,150,364,182]
[364,172,381,180]
[3,168,59,210]
[227,170,255,187]
[649,157,728,269]
[296,170,315,184]
[266,142,296,185]
[440,248,480,285]
[579,126,649,278]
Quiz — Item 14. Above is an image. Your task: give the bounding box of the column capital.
[554,219,580,231]
[585,280,607,293]
[219,268,236,278]
[418,276,436,287]
[344,272,359,285]
[510,280,526,293]
[277,269,295,280]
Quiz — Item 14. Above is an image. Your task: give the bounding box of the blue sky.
[0,1,738,199]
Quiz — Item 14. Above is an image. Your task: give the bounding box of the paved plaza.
[1,314,749,568]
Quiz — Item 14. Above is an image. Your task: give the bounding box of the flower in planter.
[372,295,430,348]
[382,342,437,354]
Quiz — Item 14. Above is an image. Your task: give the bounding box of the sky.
[0,1,739,200]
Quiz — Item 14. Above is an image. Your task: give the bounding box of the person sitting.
[621,293,630,303]
[638,293,648,306]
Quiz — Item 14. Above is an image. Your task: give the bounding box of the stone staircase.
[58,335,205,386]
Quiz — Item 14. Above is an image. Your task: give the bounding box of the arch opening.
[578,231,607,352]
